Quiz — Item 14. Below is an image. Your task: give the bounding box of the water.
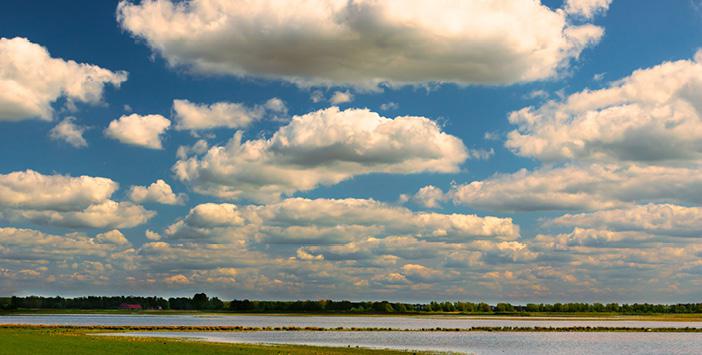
[2,314,701,329]
[104,331,702,354]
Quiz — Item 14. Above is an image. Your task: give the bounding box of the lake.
[104,330,702,354]
[2,313,702,329]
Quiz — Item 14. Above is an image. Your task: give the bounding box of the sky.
[1,0,702,303]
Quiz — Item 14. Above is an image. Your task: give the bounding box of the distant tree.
[192,293,209,310]
[208,297,224,310]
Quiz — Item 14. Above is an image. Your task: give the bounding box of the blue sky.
[2,0,702,303]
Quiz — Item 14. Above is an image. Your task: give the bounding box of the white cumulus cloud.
[172,98,286,131]
[173,107,468,202]
[449,163,702,212]
[564,0,612,19]
[0,37,126,121]
[0,170,154,229]
[128,179,186,205]
[117,0,606,88]
[49,117,88,148]
[105,113,171,149]
[507,51,702,164]
[329,91,353,104]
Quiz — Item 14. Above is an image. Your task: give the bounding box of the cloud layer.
[117,0,606,88]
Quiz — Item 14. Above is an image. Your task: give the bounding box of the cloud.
[549,203,702,236]
[163,274,190,284]
[506,51,702,164]
[564,0,612,19]
[468,148,495,160]
[164,198,520,244]
[409,185,447,209]
[95,229,130,245]
[49,117,88,148]
[105,113,171,149]
[176,139,209,159]
[296,247,324,261]
[0,37,126,121]
[172,98,286,131]
[6,200,154,229]
[329,91,353,104]
[136,197,528,297]
[0,170,117,210]
[0,227,138,288]
[379,102,399,111]
[0,170,154,229]
[145,229,162,241]
[128,179,186,205]
[173,107,468,202]
[117,0,606,88]
[449,163,702,212]
[534,228,653,250]
[310,91,324,104]
[180,203,245,228]
[0,227,133,260]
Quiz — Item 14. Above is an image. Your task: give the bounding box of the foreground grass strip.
[0,328,425,355]
[1,324,701,332]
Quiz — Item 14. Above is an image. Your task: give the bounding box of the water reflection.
[2,314,701,329]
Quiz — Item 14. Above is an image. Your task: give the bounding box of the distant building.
[118,303,142,310]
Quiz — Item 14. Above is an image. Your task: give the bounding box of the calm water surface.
[2,314,702,329]
[105,331,702,354]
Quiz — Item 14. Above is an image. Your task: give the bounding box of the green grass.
[0,328,425,355]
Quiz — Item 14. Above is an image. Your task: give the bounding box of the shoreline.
[4,310,702,322]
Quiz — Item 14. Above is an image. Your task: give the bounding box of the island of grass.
[0,327,429,355]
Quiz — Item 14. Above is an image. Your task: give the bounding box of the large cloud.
[0,37,127,121]
[117,0,606,88]
[173,107,468,202]
[506,51,702,164]
[449,163,702,212]
[0,170,154,229]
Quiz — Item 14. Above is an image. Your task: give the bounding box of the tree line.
[3,295,702,314]
[0,293,223,311]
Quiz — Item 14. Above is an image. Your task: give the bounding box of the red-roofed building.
[118,303,142,310]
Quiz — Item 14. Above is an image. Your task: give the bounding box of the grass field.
[0,327,425,355]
